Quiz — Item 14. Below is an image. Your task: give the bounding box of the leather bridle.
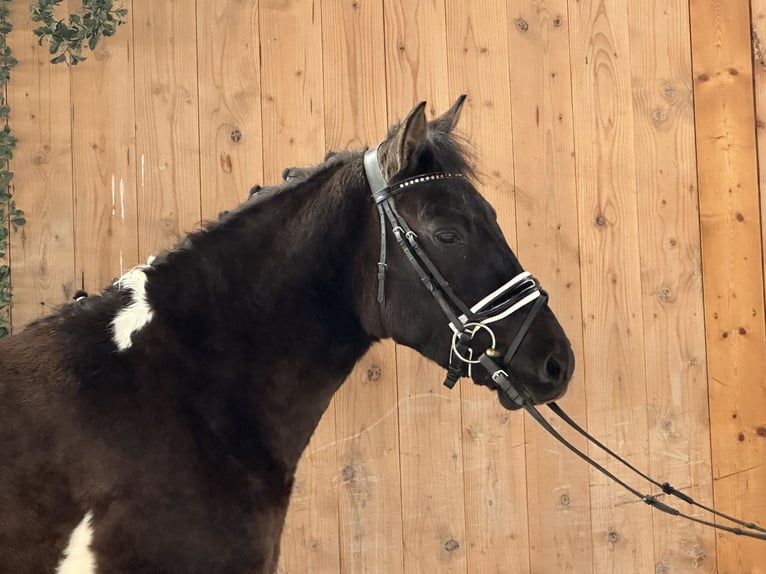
[363,145,766,541]
[364,146,547,393]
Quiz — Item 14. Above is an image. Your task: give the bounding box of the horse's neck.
[141,172,374,471]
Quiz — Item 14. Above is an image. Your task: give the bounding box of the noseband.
[364,147,545,399]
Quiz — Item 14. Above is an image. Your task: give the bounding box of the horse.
[0,97,574,574]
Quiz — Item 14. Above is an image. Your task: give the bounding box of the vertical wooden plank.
[443,2,533,572]
[690,1,766,571]
[384,2,467,573]
[321,1,404,572]
[567,0,655,571]
[628,1,717,571]
[8,0,75,330]
[259,0,325,184]
[258,2,338,573]
[132,0,201,260]
[756,2,766,297]
[333,344,403,574]
[196,0,263,220]
[506,2,594,572]
[70,7,138,292]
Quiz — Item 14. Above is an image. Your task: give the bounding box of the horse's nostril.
[546,357,561,379]
[545,354,564,383]
[539,348,574,388]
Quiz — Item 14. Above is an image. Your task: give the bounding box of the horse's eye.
[435,230,461,245]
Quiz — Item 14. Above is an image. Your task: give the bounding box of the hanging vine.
[0,0,19,338]
[0,0,127,336]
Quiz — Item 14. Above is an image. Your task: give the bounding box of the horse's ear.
[430,94,467,133]
[378,101,428,180]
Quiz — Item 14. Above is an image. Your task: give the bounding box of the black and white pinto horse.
[0,98,574,573]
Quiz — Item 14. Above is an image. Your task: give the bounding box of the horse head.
[355,97,574,409]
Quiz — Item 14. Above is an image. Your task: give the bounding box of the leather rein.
[363,146,766,542]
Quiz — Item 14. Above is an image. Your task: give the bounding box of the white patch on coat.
[56,511,96,574]
[112,265,154,350]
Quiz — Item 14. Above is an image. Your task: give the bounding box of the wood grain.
[259,0,325,184]
[196,0,264,220]
[568,0,655,571]
[132,0,201,260]
[70,9,138,291]
[690,1,766,571]
[628,0,716,571]
[506,1,594,571]
[8,0,75,330]
[321,1,404,572]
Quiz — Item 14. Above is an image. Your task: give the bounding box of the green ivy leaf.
[0,0,16,336]
[31,0,128,68]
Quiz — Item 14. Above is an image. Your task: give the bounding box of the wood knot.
[656,286,672,304]
[696,73,709,82]
[559,493,570,507]
[220,152,232,173]
[651,107,667,125]
[607,529,620,544]
[756,426,766,437]
[660,82,676,100]
[595,215,606,226]
[735,212,745,222]
[737,432,745,442]
[443,538,460,552]
[341,464,355,482]
[655,561,669,574]
[230,128,242,143]
[365,364,382,383]
[738,327,747,335]
[690,544,708,568]
[514,18,529,32]
[552,16,562,27]
[93,48,109,62]
[660,417,674,434]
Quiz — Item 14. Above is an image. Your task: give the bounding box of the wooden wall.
[6,0,765,572]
